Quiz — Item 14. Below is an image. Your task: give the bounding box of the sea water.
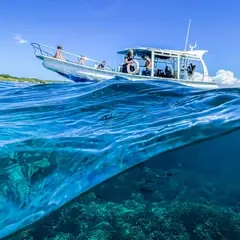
[0,78,240,239]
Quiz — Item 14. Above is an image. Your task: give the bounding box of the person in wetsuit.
[187,63,196,75]
[122,49,134,73]
[165,66,172,78]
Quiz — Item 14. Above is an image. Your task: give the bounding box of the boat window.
[153,56,178,79]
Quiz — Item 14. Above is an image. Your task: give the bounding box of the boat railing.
[31,43,114,71]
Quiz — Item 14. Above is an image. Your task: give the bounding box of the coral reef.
[8,165,240,240]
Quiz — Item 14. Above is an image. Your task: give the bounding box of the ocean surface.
[1,78,240,239]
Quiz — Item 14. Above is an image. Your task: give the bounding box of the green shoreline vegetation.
[0,74,56,84]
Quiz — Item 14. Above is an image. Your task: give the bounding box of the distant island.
[0,74,57,84]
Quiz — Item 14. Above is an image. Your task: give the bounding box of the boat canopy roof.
[117,47,208,60]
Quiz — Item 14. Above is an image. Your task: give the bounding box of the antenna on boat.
[189,41,197,51]
[184,19,191,51]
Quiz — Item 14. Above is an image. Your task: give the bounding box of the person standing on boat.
[54,46,65,60]
[122,49,135,73]
[142,55,152,76]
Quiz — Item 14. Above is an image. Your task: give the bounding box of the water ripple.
[0,78,240,239]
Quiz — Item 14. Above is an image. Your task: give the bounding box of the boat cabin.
[117,47,209,81]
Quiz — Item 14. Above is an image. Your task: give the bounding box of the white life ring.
[127,59,139,74]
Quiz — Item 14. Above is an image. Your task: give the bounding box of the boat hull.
[40,56,218,89]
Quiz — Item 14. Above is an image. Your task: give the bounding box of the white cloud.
[14,34,28,44]
[212,70,240,87]
[189,70,240,88]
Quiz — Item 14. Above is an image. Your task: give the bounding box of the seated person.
[97,61,106,69]
[79,57,86,65]
[164,66,173,78]
[122,49,135,73]
[54,46,65,60]
[142,55,152,76]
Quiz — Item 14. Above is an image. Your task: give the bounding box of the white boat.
[31,42,218,89]
[31,21,218,89]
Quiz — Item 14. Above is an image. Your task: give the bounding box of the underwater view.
[0,78,240,239]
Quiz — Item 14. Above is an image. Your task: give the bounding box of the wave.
[0,77,240,239]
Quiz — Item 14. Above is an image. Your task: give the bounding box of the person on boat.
[97,61,106,69]
[187,63,196,75]
[122,49,135,73]
[79,57,86,65]
[142,55,152,76]
[164,66,173,78]
[54,46,65,60]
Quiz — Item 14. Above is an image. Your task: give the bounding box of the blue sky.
[0,0,239,80]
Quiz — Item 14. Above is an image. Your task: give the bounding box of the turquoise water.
[1,78,240,239]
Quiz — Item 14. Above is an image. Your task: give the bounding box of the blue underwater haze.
[1,78,240,239]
